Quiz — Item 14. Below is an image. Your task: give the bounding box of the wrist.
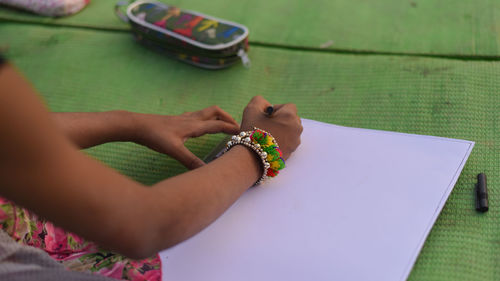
[105,110,143,142]
[225,145,261,185]
[224,128,285,185]
[121,111,152,143]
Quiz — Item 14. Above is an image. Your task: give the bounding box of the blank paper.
[159,119,474,281]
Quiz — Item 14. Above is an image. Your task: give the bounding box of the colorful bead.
[276,147,283,157]
[266,169,279,177]
[270,157,285,171]
[262,136,274,147]
[251,130,266,144]
[224,127,285,185]
[263,144,277,154]
[266,148,281,162]
[249,129,285,178]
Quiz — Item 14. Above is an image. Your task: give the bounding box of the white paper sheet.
[160,119,474,281]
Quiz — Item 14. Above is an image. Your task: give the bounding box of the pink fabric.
[0,197,161,281]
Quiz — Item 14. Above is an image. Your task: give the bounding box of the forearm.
[146,145,260,252]
[52,111,140,148]
[16,146,259,259]
[2,136,260,260]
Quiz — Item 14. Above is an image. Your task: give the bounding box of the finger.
[281,103,298,113]
[275,103,298,117]
[272,104,285,111]
[170,145,206,170]
[194,106,220,120]
[196,106,239,126]
[190,120,240,137]
[248,95,272,111]
[213,108,239,127]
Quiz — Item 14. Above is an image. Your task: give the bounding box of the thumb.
[170,145,205,170]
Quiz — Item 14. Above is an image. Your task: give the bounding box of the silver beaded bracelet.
[223,129,273,186]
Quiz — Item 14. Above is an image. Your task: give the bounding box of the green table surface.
[1,0,500,57]
[1,0,500,280]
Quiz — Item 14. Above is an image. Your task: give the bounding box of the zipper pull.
[237,48,251,68]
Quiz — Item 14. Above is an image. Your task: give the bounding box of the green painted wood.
[1,23,499,280]
[1,0,500,56]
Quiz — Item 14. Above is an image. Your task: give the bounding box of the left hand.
[133,106,240,169]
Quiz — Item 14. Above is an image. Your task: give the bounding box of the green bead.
[266,148,281,162]
[263,144,277,154]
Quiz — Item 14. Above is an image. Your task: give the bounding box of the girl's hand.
[135,106,240,169]
[241,96,302,160]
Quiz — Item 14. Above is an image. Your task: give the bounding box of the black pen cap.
[476,173,489,213]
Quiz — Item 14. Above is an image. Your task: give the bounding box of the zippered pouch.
[117,0,250,69]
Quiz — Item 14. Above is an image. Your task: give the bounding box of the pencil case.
[116,0,250,69]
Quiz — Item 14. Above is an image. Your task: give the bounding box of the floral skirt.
[0,198,161,281]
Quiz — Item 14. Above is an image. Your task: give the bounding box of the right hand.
[240,96,302,160]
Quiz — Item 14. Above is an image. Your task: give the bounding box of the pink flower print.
[67,233,86,249]
[44,222,69,256]
[0,208,9,221]
[127,258,161,281]
[27,220,46,248]
[98,261,125,279]
[140,268,161,281]
[60,244,97,262]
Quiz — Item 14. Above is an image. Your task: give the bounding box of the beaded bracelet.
[224,127,285,186]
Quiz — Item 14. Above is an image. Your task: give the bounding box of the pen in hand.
[265,105,274,117]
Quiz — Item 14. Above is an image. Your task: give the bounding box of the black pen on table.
[476,173,489,213]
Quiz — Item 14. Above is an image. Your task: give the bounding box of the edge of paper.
[401,140,474,280]
[295,119,476,281]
